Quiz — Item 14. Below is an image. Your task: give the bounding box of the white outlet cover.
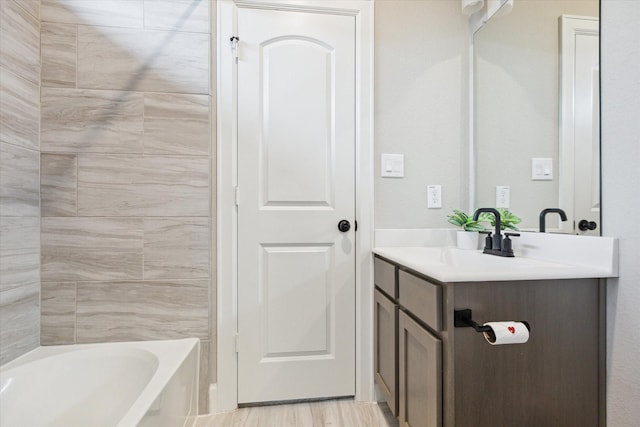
[496,185,510,208]
[427,185,442,208]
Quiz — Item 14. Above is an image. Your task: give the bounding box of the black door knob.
[578,219,597,231]
[337,220,351,232]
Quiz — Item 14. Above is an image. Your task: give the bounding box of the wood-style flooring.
[195,399,398,427]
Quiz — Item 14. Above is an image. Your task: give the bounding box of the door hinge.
[234,333,240,353]
[355,220,358,232]
[235,187,240,207]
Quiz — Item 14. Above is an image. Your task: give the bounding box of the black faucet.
[539,208,567,232]
[473,208,519,257]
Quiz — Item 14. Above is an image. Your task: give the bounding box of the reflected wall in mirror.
[473,0,599,234]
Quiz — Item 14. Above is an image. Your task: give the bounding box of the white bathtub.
[0,338,199,427]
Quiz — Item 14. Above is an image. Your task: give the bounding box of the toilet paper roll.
[482,321,529,345]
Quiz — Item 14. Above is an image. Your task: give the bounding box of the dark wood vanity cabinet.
[374,254,605,427]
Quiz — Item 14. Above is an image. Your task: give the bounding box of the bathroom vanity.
[373,235,617,427]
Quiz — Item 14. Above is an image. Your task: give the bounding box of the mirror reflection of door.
[559,15,600,235]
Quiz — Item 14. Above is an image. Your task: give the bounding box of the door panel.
[237,7,355,404]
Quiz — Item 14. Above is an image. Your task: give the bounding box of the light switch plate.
[496,185,510,208]
[531,158,553,180]
[381,154,404,178]
[427,185,442,208]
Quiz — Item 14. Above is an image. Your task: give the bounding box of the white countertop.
[373,230,619,282]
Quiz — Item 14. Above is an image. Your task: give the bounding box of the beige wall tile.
[0,142,39,217]
[0,0,41,86]
[77,25,209,94]
[144,93,210,155]
[143,218,209,280]
[19,0,40,20]
[41,87,144,153]
[0,282,39,365]
[41,217,143,281]
[41,0,143,28]
[0,67,40,151]
[199,339,210,414]
[41,23,77,88]
[76,279,209,342]
[77,154,209,216]
[41,281,76,345]
[0,217,39,293]
[41,153,77,217]
[143,0,210,33]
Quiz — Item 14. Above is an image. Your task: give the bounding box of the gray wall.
[37,0,213,413]
[375,0,469,228]
[601,1,640,425]
[0,0,41,365]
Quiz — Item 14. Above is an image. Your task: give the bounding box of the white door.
[236,7,356,404]
[573,28,600,235]
[560,16,599,235]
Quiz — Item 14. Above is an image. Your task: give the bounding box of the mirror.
[472,0,600,234]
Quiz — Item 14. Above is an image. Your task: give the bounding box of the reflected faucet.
[539,208,567,232]
[473,208,519,257]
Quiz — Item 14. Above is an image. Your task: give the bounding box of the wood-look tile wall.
[0,0,41,365]
[38,0,213,412]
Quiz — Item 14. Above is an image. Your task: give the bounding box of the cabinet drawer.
[374,257,397,298]
[399,270,442,331]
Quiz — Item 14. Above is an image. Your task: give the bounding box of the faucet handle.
[505,232,520,237]
[479,230,493,250]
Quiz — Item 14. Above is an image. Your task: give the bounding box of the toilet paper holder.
[454,309,530,332]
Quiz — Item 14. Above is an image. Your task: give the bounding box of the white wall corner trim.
[214,0,374,413]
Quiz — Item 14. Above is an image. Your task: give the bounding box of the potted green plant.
[489,208,522,231]
[447,210,490,249]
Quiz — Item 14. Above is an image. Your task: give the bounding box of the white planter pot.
[456,230,479,250]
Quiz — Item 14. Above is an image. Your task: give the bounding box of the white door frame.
[214,0,374,413]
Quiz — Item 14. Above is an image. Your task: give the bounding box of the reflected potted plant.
[490,208,522,231]
[447,210,490,250]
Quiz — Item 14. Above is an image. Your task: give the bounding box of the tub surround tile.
[143,93,210,155]
[76,280,209,342]
[41,0,143,28]
[41,88,144,153]
[0,217,40,293]
[41,217,143,281]
[0,282,40,365]
[0,67,40,151]
[41,23,77,88]
[77,154,209,216]
[143,0,210,33]
[77,25,209,94]
[20,0,40,20]
[144,218,209,280]
[199,339,210,414]
[0,0,41,86]
[41,282,76,345]
[41,153,77,216]
[0,142,40,217]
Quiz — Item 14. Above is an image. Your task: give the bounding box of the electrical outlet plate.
[427,185,442,208]
[496,185,510,208]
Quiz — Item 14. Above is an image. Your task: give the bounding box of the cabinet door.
[399,311,442,427]
[374,289,398,415]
